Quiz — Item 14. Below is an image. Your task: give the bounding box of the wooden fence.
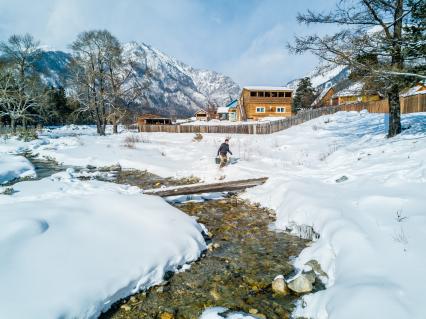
[340,94,426,114]
[138,95,425,135]
[138,105,344,135]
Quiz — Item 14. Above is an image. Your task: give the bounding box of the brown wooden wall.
[240,89,293,120]
[319,88,335,106]
[341,94,426,114]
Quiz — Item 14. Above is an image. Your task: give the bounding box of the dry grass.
[122,135,142,149]
[192,133,203,142]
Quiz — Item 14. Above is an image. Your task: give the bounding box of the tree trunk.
[11,117,16,134]
[22,118,27,130]
[387,0,404,137]
[388,85,401,138]
[113,123,118,134]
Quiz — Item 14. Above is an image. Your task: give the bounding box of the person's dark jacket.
[217,143,232,156]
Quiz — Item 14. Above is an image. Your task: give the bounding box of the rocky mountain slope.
[36,43,240,117]
[286,65,350,92]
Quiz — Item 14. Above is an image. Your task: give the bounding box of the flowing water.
[15,154,320,319]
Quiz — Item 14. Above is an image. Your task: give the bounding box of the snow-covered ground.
[0,170,205,318]
[0,153,35,184]
[1,110,426,318]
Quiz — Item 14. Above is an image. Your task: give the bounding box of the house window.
[256,107,265,113]
[258,91,264,97]
[250,91,256,97]
[265,92,271,97]
[271,92,277,97]
[276,107,286,113]
[278,92,284,97]
[285,92,292,97]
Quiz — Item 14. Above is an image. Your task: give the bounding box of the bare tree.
[105,49,142,133]
[69,31,145,135]
[69,30,121,135]
[0,34,45,130]
[289,0,425,137]
[0,71,45,132]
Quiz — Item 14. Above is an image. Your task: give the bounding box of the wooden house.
[137,114,172,125]
[216,107,229,120]
[331,82,382,105]
[237,86,293,121]
[137,114,172,131]
[227,99,238,121]
[216,100,239,121]
[400,83,426,98]
[194,109,209,121]
[311,86,335,107]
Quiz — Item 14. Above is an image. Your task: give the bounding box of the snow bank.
[0,153,35,184]
[0,171,206,319]
[243,112,426,319]
[2,112,426,319]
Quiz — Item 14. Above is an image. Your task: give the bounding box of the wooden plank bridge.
[143,177,268,197]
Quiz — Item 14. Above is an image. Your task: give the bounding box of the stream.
[9,153,322,319]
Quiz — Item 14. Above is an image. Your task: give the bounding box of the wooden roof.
[138,114,170,120]
[194,109,207,115]
[243,86,293,91]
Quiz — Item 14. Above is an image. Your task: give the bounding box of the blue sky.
[0,0,337,86]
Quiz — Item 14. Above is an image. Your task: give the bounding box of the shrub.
[122,135,141,148]
[193,133,203,142]
[17,130,38,142]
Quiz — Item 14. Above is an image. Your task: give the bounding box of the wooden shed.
[137,114,172,130]
[238,86,294,121]
[194,109,209,121]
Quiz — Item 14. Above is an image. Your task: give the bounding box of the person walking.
[217,138,232,168]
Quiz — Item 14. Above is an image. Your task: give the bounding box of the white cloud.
[221,24,318,86]
[0,0,336,86]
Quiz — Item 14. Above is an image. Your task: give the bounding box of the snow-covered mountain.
[36,42,240,117]
[286,65,350,92]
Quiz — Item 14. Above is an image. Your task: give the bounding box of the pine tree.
[292,77,317,112]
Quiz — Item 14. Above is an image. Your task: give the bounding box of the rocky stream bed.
[5,154,325,319]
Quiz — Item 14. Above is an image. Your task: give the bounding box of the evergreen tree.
[292,77,317,112]
[44,86,73,125]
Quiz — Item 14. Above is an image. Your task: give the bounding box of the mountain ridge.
[36,42,240,117]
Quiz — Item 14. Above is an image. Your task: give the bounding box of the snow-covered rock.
[271,275,289,295]
[0,153,35,184]
[200,307,258,319]
[288,274,313,293]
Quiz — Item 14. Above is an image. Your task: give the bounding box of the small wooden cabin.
[194,109,208,121]
[238,86,293,121]
[137,114,172,130]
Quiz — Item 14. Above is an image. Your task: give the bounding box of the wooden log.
[143,177,268,197]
